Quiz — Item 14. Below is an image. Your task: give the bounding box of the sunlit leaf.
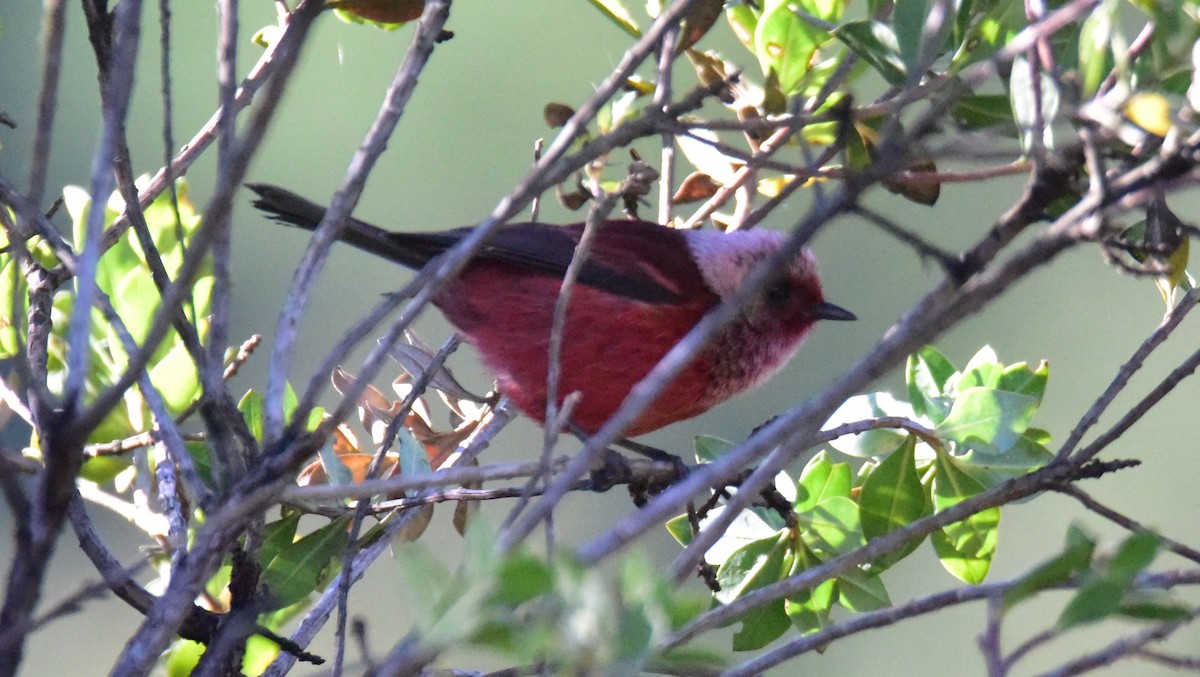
[823,392,914,458]
[859,435,929,548]
[936,387,1038,456]
[794,451,852,512]
[931,451,999,583]
[753,0,826,94]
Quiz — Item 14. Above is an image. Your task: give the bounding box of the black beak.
[812,301,856,321]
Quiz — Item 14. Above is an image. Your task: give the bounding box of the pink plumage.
[249,184,854,435]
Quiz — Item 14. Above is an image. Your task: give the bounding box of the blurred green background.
[0,1,1197,674]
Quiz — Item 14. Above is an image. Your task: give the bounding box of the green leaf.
[1078,0,1117,96]
[397,427,432,483]
[239,390,265,442]
[957,428,1054,485]
[936,387,1038,455]
[784,541,836,635]
[587,0,641,38]
[995,360,1049,403]
[753,0,826,94]
[834,20,907,85]
[906,345,956,423]
[931,452,999,584]
[1003,525,1095,609]
[794,451,852,513]
[260,515,350,610]
[1117,592,1192,622]
[703,508,781,568]
[715,531,791,605]
[725,4,759,51]
[665,514,693,546]
[893,0,928,73]
[951,94,1016,129]
[800,0,844,23]
[147,335,201,414]
[837,566,892,612]
[493,552,554,607]
[1107,530,1160,584]
[1058,578,1126,629]
[242,634,281,675]
[163,639,205,677]
[799,496,866,557]
[823,392,914,458]
[858,435,929,567]
[954,345,1001,390]
[79,455,132,484]
[694,435,734,463]
[259,513,301,569]
[715,531,793,651]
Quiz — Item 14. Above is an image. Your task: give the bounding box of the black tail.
[247,183,452,270]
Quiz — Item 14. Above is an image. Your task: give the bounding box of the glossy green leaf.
[931,452,999,583]
[824,392,914,458]
[957,428,1054,485]
[784,541,836,635]
[799,496,866,557]
[702,507,781,567]
[953,345,1001,390]
[715,531,791,604]
[260,515,350,610]
[754,0,826,94]
[794,451,852,512]
[906,345,956,423]
[995,360,1049,403]
[834,20,907,85]
[859,435,929,555]
[936,387,1038,456]
[715,531,792,650]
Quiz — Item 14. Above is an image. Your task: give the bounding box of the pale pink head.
[683,229,855,400]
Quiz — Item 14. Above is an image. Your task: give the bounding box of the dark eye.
[764,279,791,306]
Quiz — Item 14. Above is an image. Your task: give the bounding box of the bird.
[248,183,854,436]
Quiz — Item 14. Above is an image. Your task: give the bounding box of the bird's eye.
[764,280,791,306]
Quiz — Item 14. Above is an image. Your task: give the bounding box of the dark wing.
[248,183,687,305]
